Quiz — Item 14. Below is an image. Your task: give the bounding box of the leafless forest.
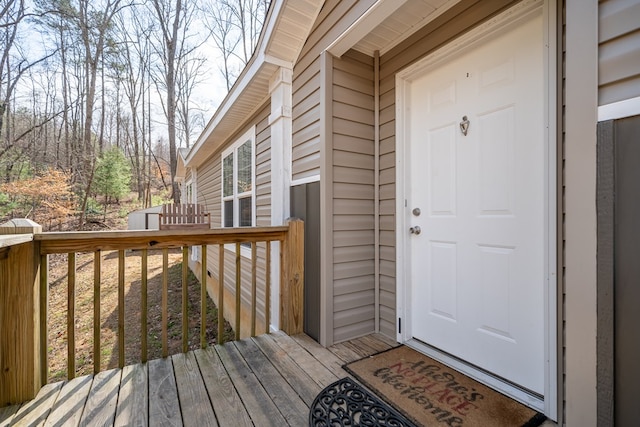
[0,0,268,229]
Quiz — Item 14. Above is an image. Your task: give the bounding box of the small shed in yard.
[127,206,162,230]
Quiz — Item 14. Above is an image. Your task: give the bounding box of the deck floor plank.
[193,348,252,427]
[267,331,339,388]
[44,375,92,427]
[354,334,394,353]
[342,338,383,358]
[0,404,20,426]
[11,382,62,427]
[78,368,121,427]
[328,341,364,363]
[234,338,308,425]
[115,363,148,427]
[369,333,399,348]
[172,352,218,427]
[290,333,349,378]
[148,358,183,427]
[215,342,288,426]
[6,333,411,427]
[252,334,321,405]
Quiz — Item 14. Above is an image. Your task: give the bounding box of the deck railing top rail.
[35,226,289,254]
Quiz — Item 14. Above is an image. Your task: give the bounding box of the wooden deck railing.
[158,203,210,230]
[0,218,303,407]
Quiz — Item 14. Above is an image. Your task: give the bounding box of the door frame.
[394,0,557,418]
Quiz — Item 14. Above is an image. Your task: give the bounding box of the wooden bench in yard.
[158,203,211,230]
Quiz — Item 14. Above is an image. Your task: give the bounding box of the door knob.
[409,226,421,235]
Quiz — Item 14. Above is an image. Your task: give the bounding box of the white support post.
[269,67,293,331]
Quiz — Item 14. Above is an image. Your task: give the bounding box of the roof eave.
[185,0,324,169]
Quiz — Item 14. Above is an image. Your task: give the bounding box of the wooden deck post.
[0,219,43,406]
[280,218,304,335]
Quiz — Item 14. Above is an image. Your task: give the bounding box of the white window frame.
[221,126,256,258]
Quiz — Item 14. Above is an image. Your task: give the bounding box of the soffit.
[331,0,462,57]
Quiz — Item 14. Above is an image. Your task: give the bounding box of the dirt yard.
[46,249,234,382]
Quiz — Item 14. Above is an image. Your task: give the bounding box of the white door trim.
[394,0,557,419]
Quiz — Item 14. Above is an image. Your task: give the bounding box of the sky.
[14,0,240,150]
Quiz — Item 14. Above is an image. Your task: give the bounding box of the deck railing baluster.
[251,243,257,337]
[201,244,207,349]
[141,249,148,363]
[40,254,48,384]
[218,244,225,345]
[265,242,271,335]
[162,248,169,358]
[182,246,188,353]
[67,252,76,380]
[235,243,241,341]
[93,251,101,374]
[118,250,125,368]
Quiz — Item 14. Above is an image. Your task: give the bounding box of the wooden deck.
[0,332,397,426]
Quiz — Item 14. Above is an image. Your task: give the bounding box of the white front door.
[403,11,546,395]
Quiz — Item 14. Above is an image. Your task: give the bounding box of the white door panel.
[408,12,545,394]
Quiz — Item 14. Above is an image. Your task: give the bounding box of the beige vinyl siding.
[598,0,640,105]
[377,0,518,338]
[255,106,272,226]
[195,103,271,336]
[332,50,376,343]
[292,0,377,182]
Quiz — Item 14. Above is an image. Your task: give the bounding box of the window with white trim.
[221,127,255,230]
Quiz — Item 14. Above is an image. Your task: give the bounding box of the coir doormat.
[343,346,547,427]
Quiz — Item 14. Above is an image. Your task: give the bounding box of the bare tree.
[203,1,240,91]
[149,0,205,203]
[203,0,269,91]
[176,53,206,148]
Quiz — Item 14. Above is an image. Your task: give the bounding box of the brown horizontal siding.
[255,104,271,227]
[292,0,377,183]
[331,49,376,344]
[598,0,640,105]
[197,158,220,227]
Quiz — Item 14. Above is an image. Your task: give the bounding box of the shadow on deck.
[0,332,396,426]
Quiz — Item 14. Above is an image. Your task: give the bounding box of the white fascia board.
[327,0,408,58]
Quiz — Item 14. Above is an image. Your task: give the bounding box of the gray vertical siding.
[599,0,640,105]
[195,103,271,333]
[332,50,376,343]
